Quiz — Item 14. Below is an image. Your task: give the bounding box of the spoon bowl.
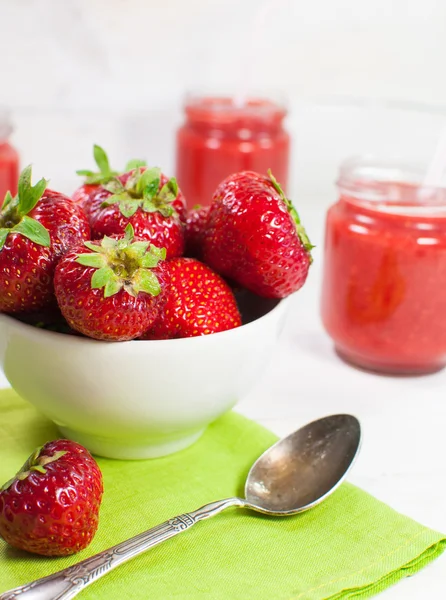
[245,414,361,514]
[0,414,361,600]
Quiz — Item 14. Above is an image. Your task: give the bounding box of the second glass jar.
[321,157,446,375]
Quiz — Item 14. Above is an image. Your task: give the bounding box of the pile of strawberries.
[0,146,312,342]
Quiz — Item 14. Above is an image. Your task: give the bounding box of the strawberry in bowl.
[55,225,168,341]
[88,166,187,259]
[203,170,313,298]
[142,257,241,339]
[73,144,146,219]
[0,166,90,314]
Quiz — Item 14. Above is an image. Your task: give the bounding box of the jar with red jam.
[0,109,19,200]
[175,96,290,207]
[321,157,446,375]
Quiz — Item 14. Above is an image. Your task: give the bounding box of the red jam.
[321,158,446,374]
[175,96,290,207]
[0,112,19,199]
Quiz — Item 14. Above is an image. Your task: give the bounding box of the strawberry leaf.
[125,168,142,191]
[158,177,178,203]
[0,228,9,251]
[129,241,150,258]
[142,198,159,213]
[103,179,125,195]
[157,205,174,218]
[77,146,119,185]
[12,216,50,247]
[100,236,118,250]
[101,193,127,209]
[2,191,14,210]
[17,166,48,216]
[140,250,164,268]
[104,279,123,298]
[91,266,116,289]
[137,167,161,200]
[76,253,107,268]
[149,245,167,260]
[124,223,134,241]
[119,198,140,218]
[84,240,102,252]
[94,144,111,175]
[132,268,161,296]
[125,159,147,171]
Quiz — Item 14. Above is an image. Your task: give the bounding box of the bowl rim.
[0,296,290,347]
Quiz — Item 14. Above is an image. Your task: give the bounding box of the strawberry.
[73,144,146,218]
[184,205,210,258]
[89,167,186,259]
[0,439,103,556]
[54,224,168,341]
[142,257,241,339]
[0,166,90,313]
[203,170,313,298]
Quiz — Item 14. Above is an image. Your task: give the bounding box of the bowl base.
[57,426,205,460]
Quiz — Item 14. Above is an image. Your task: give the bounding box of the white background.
[1,0,446,597]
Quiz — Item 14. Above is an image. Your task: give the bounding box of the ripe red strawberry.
[89,167,186,259]
[0,439,103,557]
[0,166,90,313]
[54,225,168,341]
[184,205,210,258]
[142,257,241,339]
[203,170,313,298]
[73,144,146,218]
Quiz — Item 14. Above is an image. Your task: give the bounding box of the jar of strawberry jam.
[0,109,19,200]
[321,156,446,375]
[175,96,290,207]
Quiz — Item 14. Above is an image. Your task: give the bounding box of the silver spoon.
[0,414,361,600]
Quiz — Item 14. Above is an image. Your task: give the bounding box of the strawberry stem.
[1,448,67,491]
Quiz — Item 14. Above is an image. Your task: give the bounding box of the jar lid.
[337,155,446,215]
[0,107,13,141]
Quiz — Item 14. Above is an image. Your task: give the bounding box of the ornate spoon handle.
[0,498,246,600]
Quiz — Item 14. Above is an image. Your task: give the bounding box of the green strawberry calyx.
[268,169,314,259]
[100,167,179,219]
[76,144,147,186]
[1,447,67,491]
[76,224,166,298]
[0,165,50,252]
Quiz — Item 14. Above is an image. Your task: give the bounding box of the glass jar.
[0,109,19,200]
[175,96,290,207]
[321,156,446,375]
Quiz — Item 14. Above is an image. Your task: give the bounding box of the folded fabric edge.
[293,536,446,600]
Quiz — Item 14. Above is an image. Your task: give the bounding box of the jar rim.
[337,155,446,215]
[183,95,287,126]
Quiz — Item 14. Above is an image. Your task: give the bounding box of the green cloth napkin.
[0,388,444,599]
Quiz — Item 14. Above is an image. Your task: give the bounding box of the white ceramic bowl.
[0,293,289,460]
